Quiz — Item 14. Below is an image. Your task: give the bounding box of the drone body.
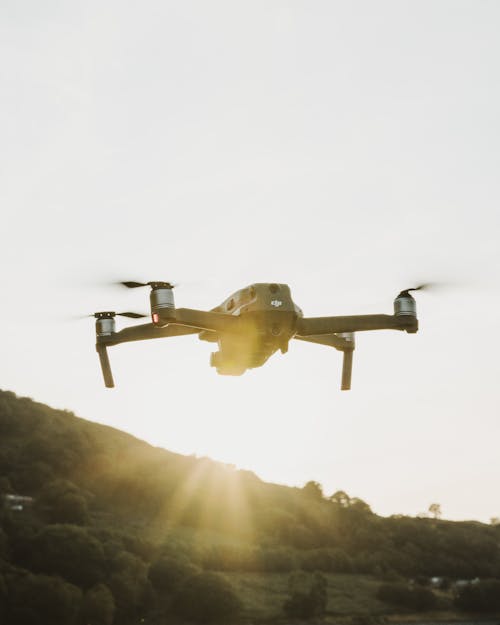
[94,282,419,390]
[201,283,300,375]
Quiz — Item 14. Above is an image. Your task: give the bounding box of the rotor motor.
[95,313,116,337]
[150,283,176,326]
[393,290,417,317]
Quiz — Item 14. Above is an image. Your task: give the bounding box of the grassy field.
[229,572,392,621]
[227,573,481,624]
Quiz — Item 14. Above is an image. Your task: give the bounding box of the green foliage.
[36,479,89,525]
[2,388,500,582]
[331,548,354,573]
[0,476,12,495]
[2,389,500,624]
[283,571,328,618]
[300,547,353,573]
[229,572,390,619]
[376,582,438,611]
[172,572,242,623]
[202,543,259,571]
[82,584,115,625]
[28,524,105,588]
[0,573,6,620]
[107,551,150,622]
[302,480,324,501]
[259,546,297,572]
[5,572,82,625]
[454,579,500,612]
[12,461,55,493]
[330,490,351,507]
[350,615,387,625]
[0,527,8,559]
[286,522,317,548]
[148,555,199,594]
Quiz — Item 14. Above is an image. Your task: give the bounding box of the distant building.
[2,494,34,511]
[455,578,480,588]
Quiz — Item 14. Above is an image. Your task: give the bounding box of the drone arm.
[296,314,417,335]
[294,333,351,350]
[98,309,237,348]
[173,308,239,333]
[99,323,201,346]
[94,309,237,388]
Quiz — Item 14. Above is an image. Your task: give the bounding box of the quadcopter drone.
[92,281,422,390]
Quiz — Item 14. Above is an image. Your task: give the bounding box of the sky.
[1,0,499,523]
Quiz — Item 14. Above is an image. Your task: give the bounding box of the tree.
[50,492,88,525]
[148,555,198,595]
[377,582,438,611]
[36,480,89,525]
[330,548,353,573]
[0,476,12,495]
[302,481,324,501]
[0,528,8,559]
[28,524,105,588]
[349,497,372,513]
[428,503,442,519]
[172,572,242,623]
[6,573,82,625]
[329,490,351,507]
[454,579,500,612]
[283,571,328,619]
[107,551,149,622]
[259,547,296,572]
[0,573,6,621]
[81,584,115,625]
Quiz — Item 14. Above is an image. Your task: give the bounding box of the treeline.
[0,520,243,624]
[1,389,500,623]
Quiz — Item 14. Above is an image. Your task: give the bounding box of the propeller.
[91,311,147,319]
[119,281,176,289]
[398,283,440,297]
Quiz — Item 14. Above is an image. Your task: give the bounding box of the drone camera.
[150,283,176,326]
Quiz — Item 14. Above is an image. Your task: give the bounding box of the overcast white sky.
[1,1,499,522]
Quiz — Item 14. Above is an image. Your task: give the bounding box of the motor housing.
[150,283,175,326]
[95,313,116,336]
[393,290,417,317]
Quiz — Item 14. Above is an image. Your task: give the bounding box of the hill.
[1,389,500,624]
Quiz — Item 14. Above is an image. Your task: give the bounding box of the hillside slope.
[1,389,500,624]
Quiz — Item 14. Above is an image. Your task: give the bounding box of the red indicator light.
[152,312,160,323]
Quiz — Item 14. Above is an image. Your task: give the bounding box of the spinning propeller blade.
[87,311,147,319]
[118,280,176,289]
[116,312,147,318]
[120,281,149,288]
[408,283,432,292]
[398,282,442,297]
